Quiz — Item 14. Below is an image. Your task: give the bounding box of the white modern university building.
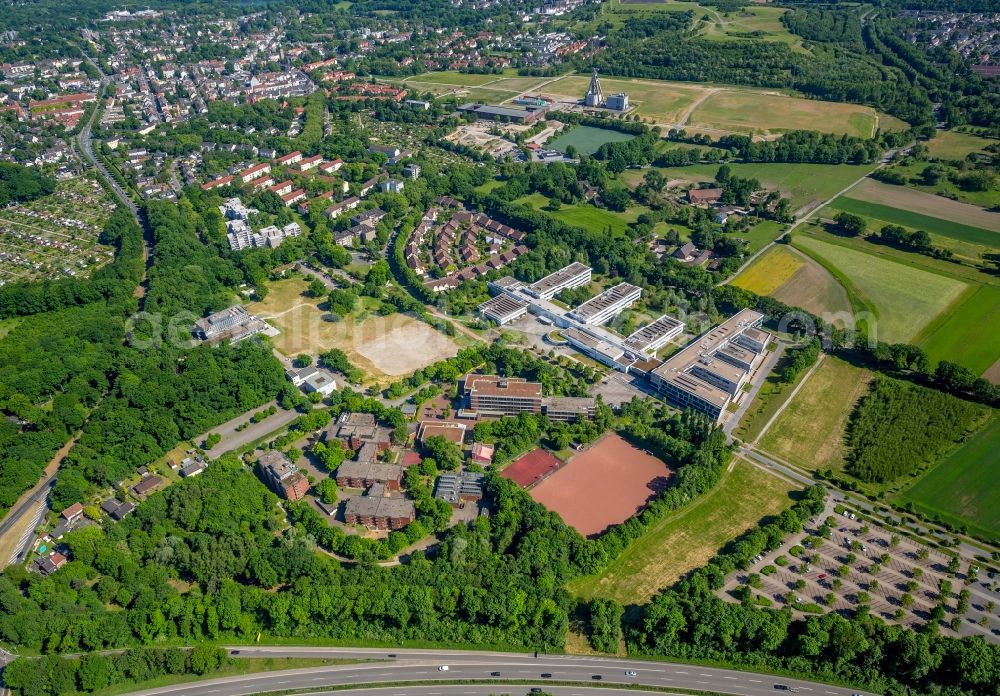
[478,263,685,371]
[649,309,771,422]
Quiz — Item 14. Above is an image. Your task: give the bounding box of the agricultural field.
[0,176,117,286]
[840,179,1000,235]
[914,285,1000,377]
[793,234,968,344]
[687,90,877,138]
[516,193,646,236]
[622,162,876,214]
[732,245,803,295]
[758,356,873,475]
[897,413,1000,541]
[925,130,997,161]
[731,244,852,319]
[566,458,797,605]
[249,276,459,383]
[547,125,635,156]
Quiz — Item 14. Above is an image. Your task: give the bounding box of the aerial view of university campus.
[0,0,997,694]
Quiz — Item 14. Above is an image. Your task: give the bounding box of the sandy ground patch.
[848,178,1000,231]
[354,320,459,376]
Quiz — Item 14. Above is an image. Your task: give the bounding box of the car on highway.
[490,672,501,676]
[438,665,449,671]
[774,685,789,691]
[541,672,552,678]
[592,675,602,680]
[530,689,543,694]
[625,670,637,677]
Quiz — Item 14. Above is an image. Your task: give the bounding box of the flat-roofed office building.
[524,262,591,300]
[465,374,543,415]
[566,282,641,326]
[649,309,770,421]
[478,294,529,325]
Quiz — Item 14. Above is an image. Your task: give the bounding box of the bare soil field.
[353,319,459,376]
[770,248,853,319]
[250,277,459,381]
[530,433,671,537]
[848,178,1000,232]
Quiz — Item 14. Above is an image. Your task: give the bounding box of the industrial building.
[457,102,548,124]
[649,309,770,421]
[566,282,642,326]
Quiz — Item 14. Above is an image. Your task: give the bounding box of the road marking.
[723,676,738,679]
[699,673,712,677]
[675,670,688,674]
[749,679,762,683]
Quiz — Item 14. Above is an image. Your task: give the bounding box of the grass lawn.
[542,74,703,124]
[926,130,998,161]
[733,351,815,444]
[758,356,872,474]
[689,90,876,138]
[516,193,644,236]
[475,179,504,194]
[732,245,803,295]
[695,6,804,51]
[404,71,503,87]
[624,162,875,213]
[566,459,797,605]
[793,234,968,344]
[547,125,635,156]
[738,220,789,254]
[913,284,1000,375]
[830,195,999,243]
[896,413,1000,541]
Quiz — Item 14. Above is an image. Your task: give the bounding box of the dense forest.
[845,377,988,483]
[0,163,56,207]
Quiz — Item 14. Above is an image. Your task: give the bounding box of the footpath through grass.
[896,413,1000,542]
[758,356,872,475]
[566,459,797,605]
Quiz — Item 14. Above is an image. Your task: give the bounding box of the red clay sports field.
[526,433,672,537]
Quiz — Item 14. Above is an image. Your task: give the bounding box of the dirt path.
[676,87,720,128]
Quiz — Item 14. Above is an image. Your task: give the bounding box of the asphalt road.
[119,647,867,696]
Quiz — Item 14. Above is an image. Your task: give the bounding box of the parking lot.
[720,497,1000,642]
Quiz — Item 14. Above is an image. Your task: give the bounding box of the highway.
[119,647,866,696]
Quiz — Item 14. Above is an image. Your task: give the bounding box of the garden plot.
[0,176,116,285]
